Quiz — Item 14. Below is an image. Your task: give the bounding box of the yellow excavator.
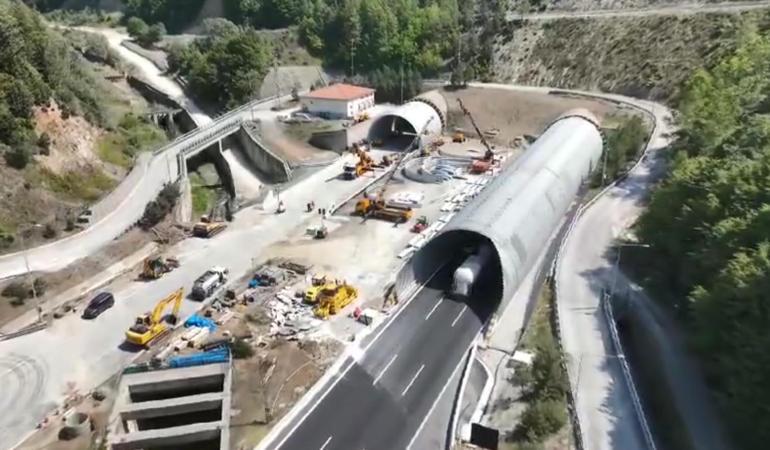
[125,288,184,346]
[140,256,180,280]
[314,283,358,319]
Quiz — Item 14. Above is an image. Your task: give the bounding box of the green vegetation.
[167,20,273,108]
[0,0,113,167]
[140,182,179,229]
[231,338,254,359]
[592,116,648,187]
[507,284,570,447]
[635,31,770,449]
[98,113,166,168]
[189,172,214,217]
[1,277,47,305]
[126,16,165,47]
[26,166,116,202]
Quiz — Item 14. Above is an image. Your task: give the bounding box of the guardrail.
[603,295,658,449]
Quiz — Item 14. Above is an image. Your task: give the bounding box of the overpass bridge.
[0,93,297,279]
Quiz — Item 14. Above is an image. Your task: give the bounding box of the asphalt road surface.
[270,266,497,450]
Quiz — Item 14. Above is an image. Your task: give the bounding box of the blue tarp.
[184,314,217,331]
[168,348,229,368]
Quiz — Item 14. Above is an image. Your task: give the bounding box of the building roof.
[303,83,375,101]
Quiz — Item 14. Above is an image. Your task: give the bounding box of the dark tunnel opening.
[404,230,504,324]
[369,115,420,150]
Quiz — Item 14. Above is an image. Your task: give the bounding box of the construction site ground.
[441,86,623,146]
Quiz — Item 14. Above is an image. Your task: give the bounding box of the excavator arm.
[457,98,494,160]
[150,288,184,324]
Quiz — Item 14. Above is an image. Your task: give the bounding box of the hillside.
[0,0,165,251]
[492,10,759,100]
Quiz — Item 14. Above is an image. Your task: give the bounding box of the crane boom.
[374,116,434,200]
[456,98,494,159]
[150,288,184,324]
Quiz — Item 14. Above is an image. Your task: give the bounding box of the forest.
[636,31,770,449]
[0,0,109,169]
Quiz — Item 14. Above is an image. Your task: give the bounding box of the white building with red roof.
[300,83,375,119]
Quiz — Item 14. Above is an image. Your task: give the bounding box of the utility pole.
[400,55,404,104]
[350,46,355,77]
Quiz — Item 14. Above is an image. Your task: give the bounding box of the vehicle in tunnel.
[452,244,493,298]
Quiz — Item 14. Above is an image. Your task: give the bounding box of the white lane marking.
[424,299,443,320]
[401,364,425,396]
[373,354,398,385]
[319,436,332,450]
[451,305,467,327]
[406,335,479,450]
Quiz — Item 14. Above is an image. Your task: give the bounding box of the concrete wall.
[127,76,181,110]
[310,121,375,152]
[235,124,292,183]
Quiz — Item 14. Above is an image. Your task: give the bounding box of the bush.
[231,338,254,359]
[42,223,57,239]
[140,182,179,229]
[4,146,30,169]
[38,132,51,151]
[126,16,149,39]
[2,281,28,300]
[517,399,567,442]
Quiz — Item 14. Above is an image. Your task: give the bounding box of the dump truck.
[314,283,358,319]
[140,256,180,280]
[191,267,229,301]
[193,215,227,238]
[125,288,184,346]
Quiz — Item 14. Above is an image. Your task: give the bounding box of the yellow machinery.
[354,197,413,223]
[344,148,375,180]
[125,288,184,346]
[304,275,330,303]
[314,283,358,319]
[193,216,227,238]
[140,256,180,280]
[452,131,466,143]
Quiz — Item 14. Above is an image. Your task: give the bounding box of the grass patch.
[97,113,167,168]
[26,166,116,202]
[283,122,335,142]
[189,172,215,217]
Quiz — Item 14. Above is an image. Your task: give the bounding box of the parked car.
[82,292,115,319]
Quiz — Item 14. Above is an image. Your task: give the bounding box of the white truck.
[451,245,492,297]
[191,266,229,301]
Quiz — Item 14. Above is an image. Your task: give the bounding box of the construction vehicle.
[140,256,180,280]
[304,274,330,303]
[191,266,229,301]
[344,147,375,180]
[457,99,496,174]
[354,118,433,223]
[193,215,227,238]
[452,131,466,143]
[411,216,429,233]
[125,288,184,346]
[314,283,358,319]
[353,112,370,124]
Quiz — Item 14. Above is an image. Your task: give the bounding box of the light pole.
[19,223,43,322]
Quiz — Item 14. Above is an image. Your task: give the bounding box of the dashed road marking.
[425,299,443,320]
[451,305,467,327]
[373,354,398,385]
[320,435,332,450]
[401,364,425,396]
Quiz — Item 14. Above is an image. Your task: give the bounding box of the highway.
[269,266,497,450]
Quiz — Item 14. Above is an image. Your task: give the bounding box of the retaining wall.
[236,125,292,183]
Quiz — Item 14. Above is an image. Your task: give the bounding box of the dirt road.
[509,0,770,20]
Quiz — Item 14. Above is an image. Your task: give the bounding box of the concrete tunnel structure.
[395,109,604,313]
[369,91,448,140]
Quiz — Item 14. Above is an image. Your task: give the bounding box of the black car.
[81,292,115,319]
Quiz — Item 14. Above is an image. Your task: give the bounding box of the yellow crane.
[125,288,184,346]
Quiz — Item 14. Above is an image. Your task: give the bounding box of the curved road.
[509,0,770,20]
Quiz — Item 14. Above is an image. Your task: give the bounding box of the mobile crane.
[125,288,184,346]
[354,118,433,223]
[456,98,497,174]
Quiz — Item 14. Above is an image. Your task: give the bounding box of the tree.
[141,22,166,47]
[126,16,149,39]
[517,399,568,442]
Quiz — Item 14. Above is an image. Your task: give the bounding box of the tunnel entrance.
[402,230,505,323]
